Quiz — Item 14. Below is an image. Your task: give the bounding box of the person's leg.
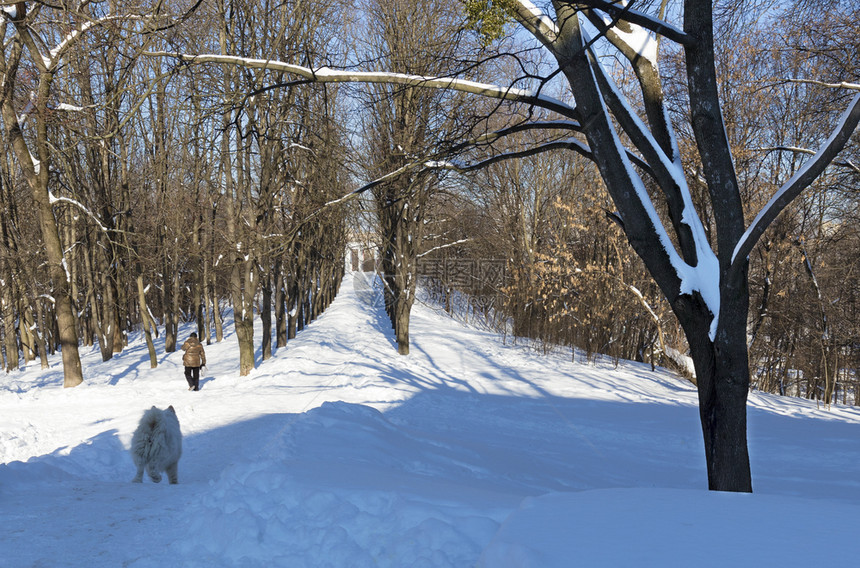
[184,366,194,389]
[192,366,200,391]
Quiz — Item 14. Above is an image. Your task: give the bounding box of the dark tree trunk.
[676,284,752,492]
[275,258,288,348]
[261,270,272,361]
[0,65,84,387]
[551,1,755,490]
[231,263,256,376]
[136,275,158,369]
[1,277,16,371]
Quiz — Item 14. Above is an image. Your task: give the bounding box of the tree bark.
[683,0,752,491]
[0,63,83,386]
[261,271,273,361]
[275,258,288,348]
[1,275,17,371]
[136,275,158,368]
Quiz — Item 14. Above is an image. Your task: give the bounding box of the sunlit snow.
[2,272,859,567]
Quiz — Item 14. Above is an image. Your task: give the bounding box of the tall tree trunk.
[213,278,224,343]
[1,276,17,371]
[275,258,288,348]
[162,261,177,352]
[33,181,83,387]
[136,275,158,368]
[0,66,83,386]
[201,208,212,345]
[156,77,177,353]
[231,260,256,376]
[677,285,752,492]
[683,1,752,491]
[261,270,272,361]
[287,268,299,340]
[94,241,118,362]
[33,298,49,369]
[19,300,34,364]
[208,202,222,343]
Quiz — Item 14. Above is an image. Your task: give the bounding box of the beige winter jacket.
[181,336,206,367]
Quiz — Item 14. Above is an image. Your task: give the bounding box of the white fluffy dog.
[130,405,182,484]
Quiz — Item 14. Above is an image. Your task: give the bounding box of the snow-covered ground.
[2,272,860,567]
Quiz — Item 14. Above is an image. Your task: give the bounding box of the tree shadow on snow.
[7,386,860,511]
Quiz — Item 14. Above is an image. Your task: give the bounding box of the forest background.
[0,0,857,413]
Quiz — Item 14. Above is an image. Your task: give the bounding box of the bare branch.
[447,119,581,153]
[432,137,595,172]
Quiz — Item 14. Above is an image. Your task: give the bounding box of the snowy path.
[3,272,860,567]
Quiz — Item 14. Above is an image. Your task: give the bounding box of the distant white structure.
[345,236,379,273]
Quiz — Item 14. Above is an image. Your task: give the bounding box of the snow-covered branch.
[418,239,472,258]
[45,20,100,70]
[587,43,676,182]
[0,4,18,20]
[787,79,860,92]
[508,0,559,48]
[753,146,860,175]
[10,11,148,77]
[731,93,860,269]
[585,8,658,65]
[54,102,87,112]
[145,52,578,119]
[577,0,692,46]
[49,192,109,233]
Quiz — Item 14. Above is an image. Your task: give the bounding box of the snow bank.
[177,401,497,567]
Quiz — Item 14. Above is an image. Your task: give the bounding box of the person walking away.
[181,332,206,391]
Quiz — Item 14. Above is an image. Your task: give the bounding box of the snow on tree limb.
[145,52,578,119]
[17,16,142,73]
[48,192,110,233]
[586,37,708,271]
[578,25,719,337]
[753,146,860,175]
[787,79,860,91]
[418,239,472,258]
[46,20,99,69]
[585,7,658,65]
[731,93,860,269]
[508,0,559,48]
[576,0,692,46]
[586,42,678,184]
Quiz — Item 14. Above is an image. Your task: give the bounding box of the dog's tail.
[133,407,168,460]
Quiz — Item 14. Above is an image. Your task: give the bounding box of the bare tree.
[360,0,474,354]
[0,3,100,386]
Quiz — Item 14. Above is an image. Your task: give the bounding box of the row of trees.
[0,0,349,383]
